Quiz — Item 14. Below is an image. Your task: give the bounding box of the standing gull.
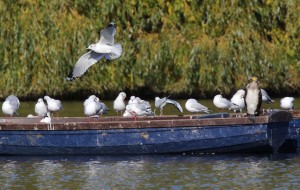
[113,92,126,116]
[2,95,20,116]
[213,94,233,112]
[128,96,139,105]
[84,96,102,117]
[66,22,122,80]
[40,112,52,130]
[84,95,97,107]
[260,89,274,114]
[155,96,183,116]
[35,98,48,117]
[44,96,63,116]
[280,97,294,110]
[230,89,245,113]
[185,99,210,114]
[123,100,154,118]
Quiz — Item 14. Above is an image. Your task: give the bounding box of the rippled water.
[0,154,300,189]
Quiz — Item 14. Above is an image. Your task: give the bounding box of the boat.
[0,111,292,155]
[280,110,300,152]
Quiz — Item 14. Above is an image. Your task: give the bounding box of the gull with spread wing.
[155,96,183,116]
[67,22,122,80]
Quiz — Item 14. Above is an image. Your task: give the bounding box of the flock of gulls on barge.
[0,87,296,124]
[1,22,296,126]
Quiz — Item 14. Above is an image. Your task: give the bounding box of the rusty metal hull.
[0,111,292,155]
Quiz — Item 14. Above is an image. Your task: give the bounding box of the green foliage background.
[0,0,299,100]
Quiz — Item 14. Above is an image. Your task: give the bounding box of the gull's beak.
[249,76,258,82]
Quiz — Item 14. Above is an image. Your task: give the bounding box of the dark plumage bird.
[245,76,262,117]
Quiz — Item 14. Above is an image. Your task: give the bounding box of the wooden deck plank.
[0,111,293,131]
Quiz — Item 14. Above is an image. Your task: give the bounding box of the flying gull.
[66,22,122,80]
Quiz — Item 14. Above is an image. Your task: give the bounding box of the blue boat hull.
[281,118,300,152]
[0,123,288,155]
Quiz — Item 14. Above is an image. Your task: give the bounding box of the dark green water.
[0,154,300,189]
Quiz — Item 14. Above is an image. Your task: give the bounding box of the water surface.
[0,154,299,189]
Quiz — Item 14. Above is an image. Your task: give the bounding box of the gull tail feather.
[203,109,210,114]
[266,99,275,104]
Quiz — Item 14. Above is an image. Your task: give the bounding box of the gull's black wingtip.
[66,72,76,81]
[65,77,73,81]
[107,22,116,28]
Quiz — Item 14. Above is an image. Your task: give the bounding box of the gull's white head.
[119,92,126,99]
[38,98,44,103]
[236,89,245,97]
[214,94,222,100]
[87,44,96,50]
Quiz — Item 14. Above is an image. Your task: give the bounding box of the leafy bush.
[0,0,299,99]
